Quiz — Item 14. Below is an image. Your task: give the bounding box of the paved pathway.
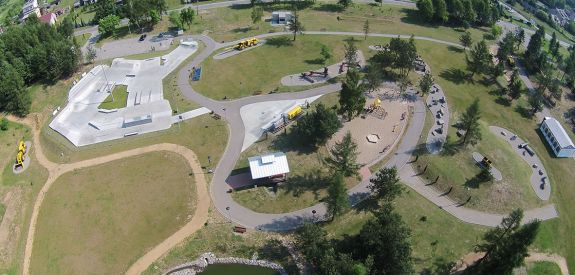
[7,116,210,275]
[526,252,571,275]
[490,126,551,200]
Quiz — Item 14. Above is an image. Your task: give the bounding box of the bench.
[233,226,247,233]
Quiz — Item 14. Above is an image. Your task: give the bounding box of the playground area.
[49,40,201,146]
[328,87,409,165]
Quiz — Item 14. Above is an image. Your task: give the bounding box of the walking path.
[526,252,570,275]
[490,126,551,200]
[19,30,563,273]
[7,116,210,275]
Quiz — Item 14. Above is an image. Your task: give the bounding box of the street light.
[312,210,317,223]
[225,206,231,223]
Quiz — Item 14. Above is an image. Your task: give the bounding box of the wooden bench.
[233,226,247,233]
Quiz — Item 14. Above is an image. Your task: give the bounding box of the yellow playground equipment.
[287,106,302,120]
[371,98,382,109]
[15,141,27,167]
[234,38,259,50]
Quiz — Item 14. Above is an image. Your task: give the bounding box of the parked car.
[139,34,147,41]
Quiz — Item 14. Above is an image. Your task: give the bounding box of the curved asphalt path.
[176,32,558,230]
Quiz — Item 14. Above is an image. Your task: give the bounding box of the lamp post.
[225,206,231,223]
[311,210,317,223]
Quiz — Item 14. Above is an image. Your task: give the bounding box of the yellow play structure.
[287,106,302,120]
[15,141,27,167]
[233,38,259,50]
[371,98,381,109]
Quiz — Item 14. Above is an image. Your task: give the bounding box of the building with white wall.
[539,117,575,158]
[21,0,41,21]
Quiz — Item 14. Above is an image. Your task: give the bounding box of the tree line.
[417,0,502,27]
[0,16,81,116]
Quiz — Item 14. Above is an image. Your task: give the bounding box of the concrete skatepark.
[50,40,206,146]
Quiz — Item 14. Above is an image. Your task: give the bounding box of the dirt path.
[7,116,210,275]
[526,252,570,275]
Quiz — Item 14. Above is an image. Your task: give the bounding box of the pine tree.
[467,40,491,77]
[325,131,361,177]
[417,0,435,21]
[460,98,482,145]
[459,31,473,48]
[368,166,403,205]
[326,173,349,219]
[473,209,540,274]
[339,69,366,120]
[508,69,522,100]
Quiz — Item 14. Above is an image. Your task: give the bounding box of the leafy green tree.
[467,39,491,77]
[98,14,120,36]
[94,0,118,22]
[497,32,516,61]
[169,11,183,30]
[293,103,342,146]
[389,36,418,78]
[515,27,525,49]
[325,131,361,177]
[363,20,370,40]
[339,69,366,120]
[490,25,502,39]
[0,117,9,131]
[460,30,473,48]
[338,0,352,8]
[288,5,304,41]
[524,27,545,73]
[320,45,332,65]
[460,98,482,145]
[355,205,414,275]
[149,9,161,25]
[368,167,403,205]
[461,0,476,24]
[549,32,560,58]
[417,0,435,21]
[419,72,434,96]
[0,62,30,116]
[58,16,74,38]
[180,8,195,28]
[326,173,349,219]
[251,6,263,24]
[472,209,540,275]
[432,0,449,23]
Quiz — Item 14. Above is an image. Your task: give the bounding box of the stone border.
[165,252,287,275]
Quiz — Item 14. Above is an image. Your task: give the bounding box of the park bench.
[233,226,247,233]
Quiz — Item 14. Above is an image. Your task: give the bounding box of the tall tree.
[389,36,418,78]
[460,98,482,145]
[364,64,383,93]
[94,0,117,22]
[472,209,540,274]
[320,45,332,65]
[293,103,342,146]
[0,61,30,116]
[528,88,544,115]
[467,39,491,77]
[368,167,403,205]
[169,11,183,30]
[326,173,349,219]
[288,5,304,41]
[344,38,358,65]
[524,27,545,73]
[419,72,434,96]
[515,27,525,50]
[339,69,366,120]
[355,205,414,275]
[507,69,522,100]
[432,0,449,23]
[251,6,263,25]
[338,0,352,8]
[363,20,370,40]
[86,45,97,64]
[549,32,560,59]
[180,8,195,28]
[497,31,516,61]
[460,30,473,48]
[417,0,435,21]
[325,131,361,177]
[98,14,121,36]
[295,223,329,263]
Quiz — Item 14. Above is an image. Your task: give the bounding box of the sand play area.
[328,87,409,165]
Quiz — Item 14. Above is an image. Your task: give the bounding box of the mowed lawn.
[192,35,346,100]
[410,39,575,270]
[98,85,128,110]
[231,93,351,213]
[30,152,197,275]
[323,189,488,272]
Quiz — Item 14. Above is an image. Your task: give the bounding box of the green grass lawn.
[192,35,346,100]
[0,203,5,224]
[163,44,204,113]
[323,188,487,272]
[527,261,562,275]
[98,85,128,110]
[0,121,49,275]
[0,0,21,21]
[30,152,197,275]
[74,33,92,48]
[230,93,362,213]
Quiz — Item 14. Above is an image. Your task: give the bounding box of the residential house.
[21,0,41,21]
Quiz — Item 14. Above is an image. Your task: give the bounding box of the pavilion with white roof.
[248,152,290,180]
[539,117,575,158]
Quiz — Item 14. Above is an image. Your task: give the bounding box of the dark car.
[139,34,147,41]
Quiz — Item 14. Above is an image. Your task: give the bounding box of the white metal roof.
[542,117,575,149]
[248,152,290,179]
